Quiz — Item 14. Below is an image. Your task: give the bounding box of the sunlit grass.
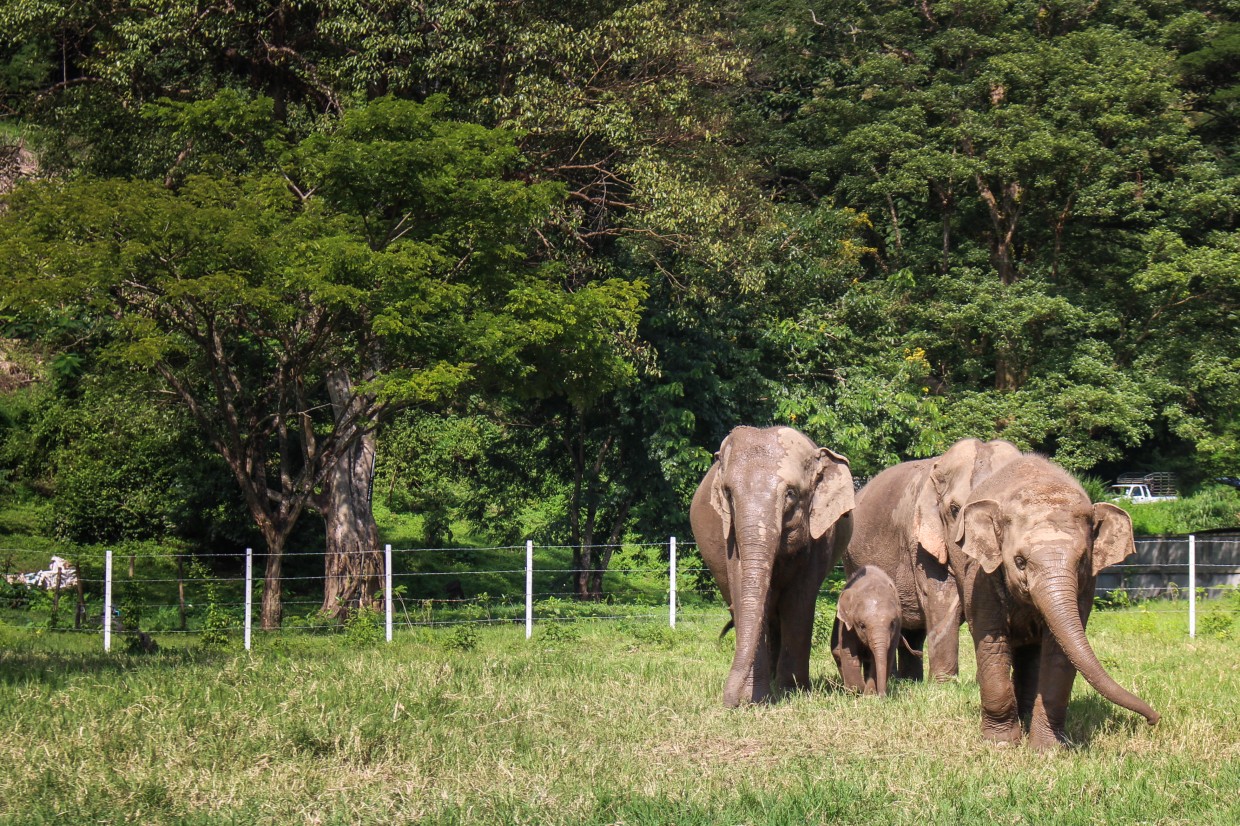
[1,604,1237,825]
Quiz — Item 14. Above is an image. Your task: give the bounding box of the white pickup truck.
[1108,483,1178,503]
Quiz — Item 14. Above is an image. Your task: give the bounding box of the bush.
[342,605,383,647]
[442,624,479,651]
[1115,486,1240,535]
[625,622,676,649]
[538,622,580,645]
[1095,588,1132,610]
[1078,474,1110,503]
[1199,612,1234,641]
[812,608,835,648]
[190,558,234,649]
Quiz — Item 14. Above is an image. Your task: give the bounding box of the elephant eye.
[1014,555,1027,571]
[785,489,799,509]
[949,504,961,519]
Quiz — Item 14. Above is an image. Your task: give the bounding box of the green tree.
[735,0,1238,470]
[0,95,643,627]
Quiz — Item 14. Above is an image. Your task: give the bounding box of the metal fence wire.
[2,535,1238,650]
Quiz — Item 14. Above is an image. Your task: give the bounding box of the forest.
[0,1,1238,628]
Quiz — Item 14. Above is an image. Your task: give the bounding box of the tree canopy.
[1,0,1238,608]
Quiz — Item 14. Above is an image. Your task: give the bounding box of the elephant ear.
[811,448,854,541]
[709,439,733,546]
[956,499,1003,574]
[913,468,949,565]
[1091,502,1136,576]
[835,591,855,632]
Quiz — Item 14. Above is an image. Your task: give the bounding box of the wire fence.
[2,534,1238,650]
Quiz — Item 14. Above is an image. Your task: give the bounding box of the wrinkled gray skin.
[951,455,1160,750]
[832,566,902,696]
[690,426,854,707]
[845,439,1021,682]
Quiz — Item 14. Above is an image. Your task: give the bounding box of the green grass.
[0,605,1236,825]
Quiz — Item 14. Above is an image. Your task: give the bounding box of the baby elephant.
[832,566,905,696]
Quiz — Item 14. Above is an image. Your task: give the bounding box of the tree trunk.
[566,418,616,601]
[995,351,1021,392]
[320,429,382,619]
[260,533,286,630]
[319,367,382,620]
[932,180,953,274]
[177,554,187,632]
[586,498,632,599]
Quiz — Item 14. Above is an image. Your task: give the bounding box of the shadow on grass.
[1064,691,1151,748]
[810,668,927,698]
[0,639,229,687]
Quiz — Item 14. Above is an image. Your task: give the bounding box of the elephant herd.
[688,425,1160,751]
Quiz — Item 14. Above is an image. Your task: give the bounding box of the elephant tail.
[719,616,735,639]
[900,635,924,658]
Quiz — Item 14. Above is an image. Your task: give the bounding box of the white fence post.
[669,536,677,629]
[385,544,393,643]
[244,547,252,651]
[525,540,534,640]
[103,549,112,653]
[1188,534,1196,639]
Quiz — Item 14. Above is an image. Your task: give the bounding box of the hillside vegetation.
[0,2,1237,608]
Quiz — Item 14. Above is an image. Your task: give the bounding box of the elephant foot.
[1027,731,1067,752]
[981,719,1022,746]
[1027,721,1068,752]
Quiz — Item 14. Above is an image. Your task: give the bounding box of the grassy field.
[1,603,1237,825]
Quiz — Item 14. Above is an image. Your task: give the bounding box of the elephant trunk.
[1035,573,1160,725]
[723,523,776,708]
[870,638,891,697]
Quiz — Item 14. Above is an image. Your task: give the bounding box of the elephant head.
[706,426,854,707]
[955,458,1159,726]
[914,438,1022,566]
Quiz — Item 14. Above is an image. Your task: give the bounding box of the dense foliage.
[0,0,1237,592]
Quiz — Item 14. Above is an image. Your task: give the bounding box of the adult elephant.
[845,438,1021,681]
[690,426,854,707]
[951,455,1160,750]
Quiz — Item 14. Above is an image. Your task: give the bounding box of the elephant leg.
[767,611,787,696]
[973,630,1022,745]
[832,618,866,693]
[1012,643,1042,725]
[773,598,815,696]
[1028,635,1076,751]
[896,628,926,680]
[862,651,879,695]
[772,571,824,696]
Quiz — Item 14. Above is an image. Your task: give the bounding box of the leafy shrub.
[1172,487,1240,532]
[812,609,835,648]
[282,610,337,635]
[1095,588,1132,610]
[1199,612,1234,641]
[342,605,383,647]
[538,621,580,644]
[442,624,479,651]
[190,558,233,649]
[625,622,676,649]
[1115,487,1240,535]
[1078,475,1110,503]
